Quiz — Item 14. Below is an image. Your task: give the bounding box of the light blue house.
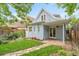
[26,9,69,43]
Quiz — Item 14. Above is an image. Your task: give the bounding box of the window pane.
[44,15,45,20]
[34,26,35,32]
[50,28,53,37]
[41,15,43,21]
[38,25,40,32]
[29,27,32,32]
[53,28,56,37]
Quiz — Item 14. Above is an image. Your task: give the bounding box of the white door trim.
[49,27,56,39]
[62,24,65,43]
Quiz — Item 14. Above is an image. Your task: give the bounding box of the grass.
[0,39,42,55]
[22,45,71,56]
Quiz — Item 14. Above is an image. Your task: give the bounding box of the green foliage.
[17,30,25,37]
[0,3,33,26]
[8,15,18,24]
[7,32,19,40]
[57,50,72,56]
[57,3,79,16]
[66,16,79,29]
[22,45,64,56]
[8,30,25,40]
[69,16,79,25]
[0,39,42,55]
[57,3,79,29]
[0,40,8,45]
[0,33,17,43]
[0,34,9,44]
[0,30,25,44]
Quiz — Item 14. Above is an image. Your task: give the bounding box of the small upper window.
[41,15,46,21]
[44,15,46,20]
[41,15,43,21]
[29,26,32,32]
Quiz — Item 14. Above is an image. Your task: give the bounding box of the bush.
[0,35,8,44]
[0,30,25,44]
[7,32,18,40]
[0,40,3,44]
[4,30,25,40]
[0,34,8,44]
[7,30,25,40]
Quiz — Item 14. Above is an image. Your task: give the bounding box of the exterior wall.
[56,25,66,40]
[56,26,63,40]
[43,26,49,40]
[45,25,66,40]
[27,24,44,40]
[26,10,66,40]
[26,24,66,40]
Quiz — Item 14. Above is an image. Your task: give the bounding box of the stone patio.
[42,40,72,50]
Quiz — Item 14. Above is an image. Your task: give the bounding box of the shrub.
[7,32,18,40]
[6,30,25,40]
[0,30,25,44]
[0,40,3,44]
[14,30,25,37]
[0,34,8,44]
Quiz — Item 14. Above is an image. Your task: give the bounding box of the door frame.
[49,27,56,39]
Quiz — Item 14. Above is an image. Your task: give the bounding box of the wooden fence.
[69,23,79,50]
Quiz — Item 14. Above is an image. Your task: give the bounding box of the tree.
[56,4,79,29]
[56,3,79,55]
[0,3,33,26]
[57,3,79,16]
[7,15,18,24]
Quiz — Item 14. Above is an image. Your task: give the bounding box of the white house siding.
[26,9,67,41]
[33,10,55,23]
[27,26,33,38]
[56,26,63,40]
[56,25,66,40]
[25,28,28,38]
[43,25,49,40]
[27,24,44,40]
[43,25,65,40]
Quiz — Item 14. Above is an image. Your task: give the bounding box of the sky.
[9,3,79,19]
[28,3,67,19]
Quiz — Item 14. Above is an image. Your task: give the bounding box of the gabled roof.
[36,9,63,20]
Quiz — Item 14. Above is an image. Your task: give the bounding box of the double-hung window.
[29,26,32,32]
[38,25,40,32]
[34,26,35,32]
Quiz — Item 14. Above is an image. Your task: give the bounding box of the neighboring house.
[26,9,69,43]
[0,21,26,36]
[8,16,33,30]
[0,16,33,35]
[8,21,26,30]
[0,26,12,35]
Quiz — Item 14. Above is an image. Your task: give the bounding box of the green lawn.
[0,39,42,55]
[22,45,70,56]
